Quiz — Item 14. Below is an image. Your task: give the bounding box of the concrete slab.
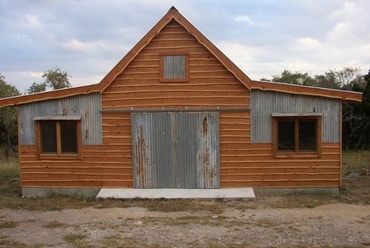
[96,188,255,199]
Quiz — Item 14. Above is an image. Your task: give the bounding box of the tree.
[315,67,362,90]
[270,70,316,86]
[27,82,47,94]
[42,66,71,90]
[0,73,20,159]
[342,70,370,150]
[26,66,71,94]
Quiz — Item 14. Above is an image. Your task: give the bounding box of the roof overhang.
[0,83,100,108]
[251,80,363,102]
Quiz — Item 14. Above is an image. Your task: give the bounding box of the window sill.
[274,152,321,159]
[38,154,81,160]
[160,78,189,83]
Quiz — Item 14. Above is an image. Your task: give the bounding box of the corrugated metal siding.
[251,90,341,143]
[19,93,102,145]
[164,55,186,78]
[131,112,220,189]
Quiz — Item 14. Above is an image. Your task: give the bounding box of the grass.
[342,150,370,175]
[0,156,19,183]
[0,220,18,228]
[42,220,68,229]
[63,234,89,248]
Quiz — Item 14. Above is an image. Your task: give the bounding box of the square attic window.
[161,55,188,82]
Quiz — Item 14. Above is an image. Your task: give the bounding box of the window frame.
[272,114,322,158]
[160,52,189,83]
[35,118,82,160]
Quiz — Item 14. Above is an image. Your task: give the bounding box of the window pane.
[299,120,317,151]
[41,123,57,153]
[60,122,78,153]
[164,55,185,78]
[278,120,295,151]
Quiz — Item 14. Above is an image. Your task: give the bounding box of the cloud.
[235,15,255,25]
[60,39,95,52]
[0,0,369,92]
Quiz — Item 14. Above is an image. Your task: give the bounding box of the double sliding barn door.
[131,112,220,189]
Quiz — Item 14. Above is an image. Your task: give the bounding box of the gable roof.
[0,7,362,107]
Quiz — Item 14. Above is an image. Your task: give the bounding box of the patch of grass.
[342,150,370,176]
[0,239,27,248]
[0,156,19,183]
[0,220,18,228]
[42,220,68,228]
[63,233,90,248]
[254,218,281,228]
[99,234,125,247]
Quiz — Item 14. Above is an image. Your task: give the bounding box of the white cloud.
[235,15,255,25]
[296,37,320,49]
[61,39,95,52]
[24,14,41,28]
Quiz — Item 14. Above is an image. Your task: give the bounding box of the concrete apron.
[96,188,255,199]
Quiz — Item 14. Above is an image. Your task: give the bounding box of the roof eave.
[251,80,363,102]
[0,84,101,107]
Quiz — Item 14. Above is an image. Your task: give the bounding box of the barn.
[0,7,362,198]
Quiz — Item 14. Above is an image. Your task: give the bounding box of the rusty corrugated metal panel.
[131,112,220,189]
[19,93,102,145]
[251,90,340,143]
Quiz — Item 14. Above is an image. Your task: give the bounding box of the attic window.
[160,54,188,82]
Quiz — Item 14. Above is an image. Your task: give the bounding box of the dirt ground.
[0,177,369,248]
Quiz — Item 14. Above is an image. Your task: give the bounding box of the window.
[272,114,322,157]
[160,54,188,82]
[36,119,81,159]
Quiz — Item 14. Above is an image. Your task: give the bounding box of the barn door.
[131,112,219,189]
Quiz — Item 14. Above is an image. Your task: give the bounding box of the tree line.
[0,66,368,159]
[0,67,71,159]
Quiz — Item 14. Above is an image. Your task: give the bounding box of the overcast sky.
[1,0,369,92]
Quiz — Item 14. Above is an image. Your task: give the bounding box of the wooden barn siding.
[221,143,341,188]
[102,20,249,109]
[220,109,340,187]
[19,144,133,187]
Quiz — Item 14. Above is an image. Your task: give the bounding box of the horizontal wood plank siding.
[102,20,249,110]
[220,143,341,188]
[19,145,133,188]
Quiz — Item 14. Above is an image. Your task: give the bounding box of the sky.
[1,0,369,92]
